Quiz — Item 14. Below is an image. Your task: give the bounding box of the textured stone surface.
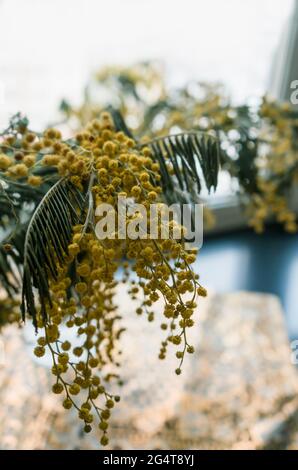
[0,290,297,449]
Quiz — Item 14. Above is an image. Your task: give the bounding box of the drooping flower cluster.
[1,112,205,445]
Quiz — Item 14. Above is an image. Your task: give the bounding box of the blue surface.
[198,226,298,340]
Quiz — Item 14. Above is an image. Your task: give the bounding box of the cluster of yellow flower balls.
[247,100,298,233]
[0,126,63,186]
[60,64,298,234]
[0,111,206,446]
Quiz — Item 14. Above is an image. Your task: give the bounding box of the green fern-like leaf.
[21,178,86,327]
[140,132,220,204]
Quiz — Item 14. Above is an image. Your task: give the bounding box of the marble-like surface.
[0,290,297,449]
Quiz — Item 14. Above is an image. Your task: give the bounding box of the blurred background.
[0,0,298,450]
[0,0,295,128]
